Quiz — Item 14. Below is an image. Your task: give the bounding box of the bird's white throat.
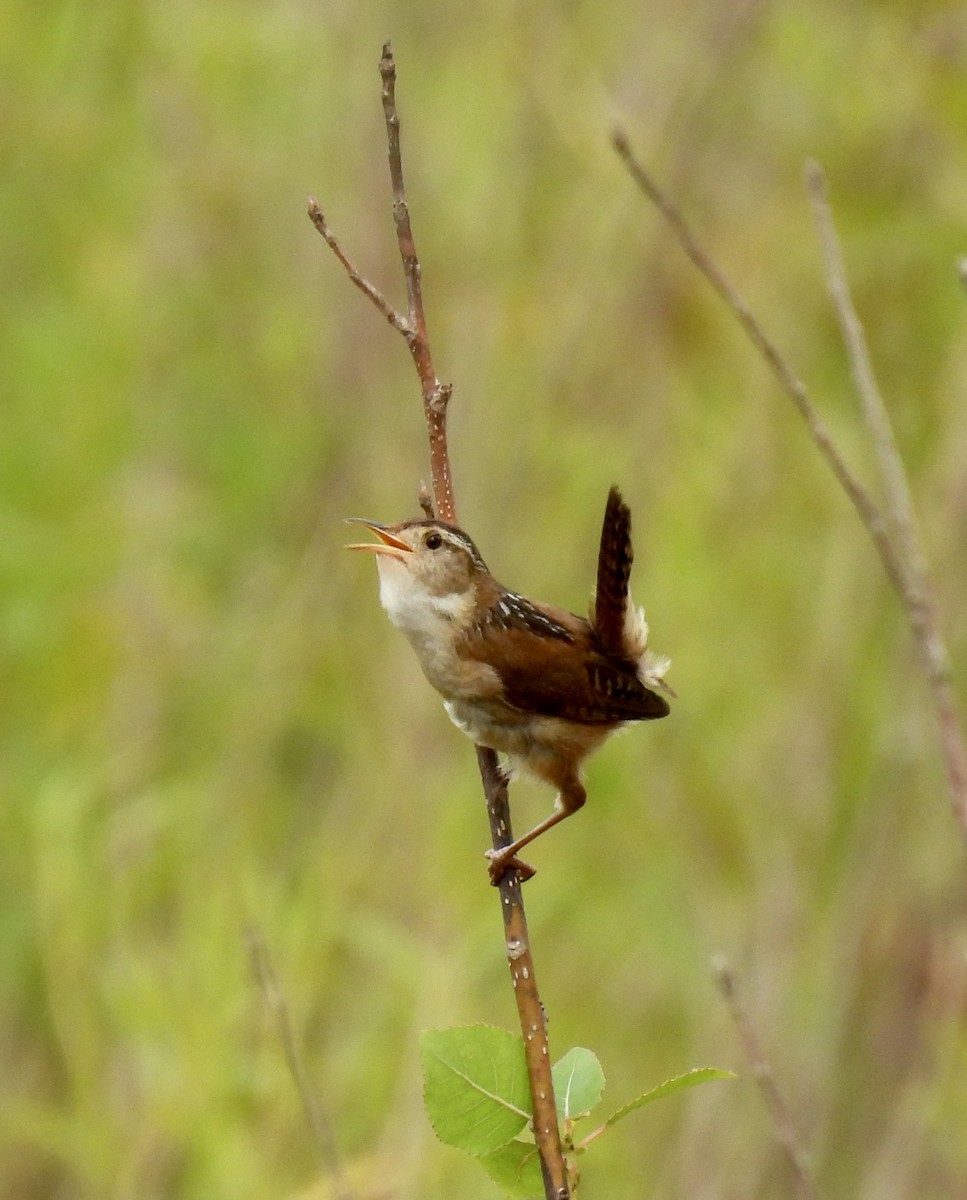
[375,556,472,639]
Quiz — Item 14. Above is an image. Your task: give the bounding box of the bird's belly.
[443,699,614,775]
[443,699,531,756]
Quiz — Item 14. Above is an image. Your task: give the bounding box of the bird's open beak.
[344,518,413,561]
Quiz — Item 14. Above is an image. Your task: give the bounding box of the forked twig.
[612,130,906,600]
[311,44,569,1200]
[306,203,407,335]
[308,47,454,524]
[246,924,355,1200]
[805,161,967,839]
[613,129,967,848]
[713,957,822,1200]
[805,163,920,563]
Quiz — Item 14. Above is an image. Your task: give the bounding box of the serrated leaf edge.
[478,1139,545,1198]
[419,1024,532,1122]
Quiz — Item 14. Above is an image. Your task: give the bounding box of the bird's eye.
[425,533,443,550]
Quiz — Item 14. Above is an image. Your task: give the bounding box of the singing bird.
[347,486,671,880]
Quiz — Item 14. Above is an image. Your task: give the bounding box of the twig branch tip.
[710,953,734,997]
[714,954,821,1200]
[803,158,824,191]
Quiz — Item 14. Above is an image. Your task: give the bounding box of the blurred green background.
[4,0,967,1196]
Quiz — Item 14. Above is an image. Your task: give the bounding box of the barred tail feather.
[593,486,634,658]
[592,486,675,696]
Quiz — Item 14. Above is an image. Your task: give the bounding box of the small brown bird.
[347,486,671,881]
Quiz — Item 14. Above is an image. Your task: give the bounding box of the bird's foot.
[485,847,537,886]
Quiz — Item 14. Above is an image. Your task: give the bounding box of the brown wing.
[461,594,669,725]
[468,590,576,645]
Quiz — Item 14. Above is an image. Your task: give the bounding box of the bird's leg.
[486,777,587,885]
[485,758,536,882]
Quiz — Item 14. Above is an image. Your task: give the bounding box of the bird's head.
[346,517,491,630]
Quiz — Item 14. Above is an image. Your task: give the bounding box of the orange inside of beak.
[344,519,412,561]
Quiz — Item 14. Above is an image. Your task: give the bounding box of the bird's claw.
[485,847,537,886]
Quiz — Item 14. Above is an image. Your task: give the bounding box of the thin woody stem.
[310,44,569,1200]
[246,925,355,1200]
[612,129,909,605]
[309,191,461,522]
[379,43,456,523]
[476,749,571,1200]
[805,163,922,574]
[379,50,425,365]
[613,129,967,851]
[713,957,823,1200]
[805,161,967,841]
[307,199,409,335]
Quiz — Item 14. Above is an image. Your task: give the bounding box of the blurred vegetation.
[3,0,967,1196]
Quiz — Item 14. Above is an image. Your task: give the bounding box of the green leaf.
[478,1140,545,1198]
[420,1025,532,1155]
[604,1067,735,1128]
[553,1047,605,1121]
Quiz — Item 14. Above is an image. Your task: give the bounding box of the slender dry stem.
[612,130,908,602]
[614,129,967,849]
[713,956,822,1200]
[306,201,407,335]
[378,45,457,523]
[804,163,921,572]
[475,749,571,1200]
[311,43,569,1199]
[246,924,355,1200]
[805,161,967,840]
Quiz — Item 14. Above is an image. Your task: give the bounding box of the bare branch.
[613,129,967,849]
[307,50,455,524]
[246,924,355,1200]
[379,46,425,364]
[805,163,921,573]
[378,43,456,523]
[713,956,822,1200]
[307,198,408,336]
[311,45,570,1199]
[475,749,571,1200]
[612,130,908,602]
[805,161,967,839]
